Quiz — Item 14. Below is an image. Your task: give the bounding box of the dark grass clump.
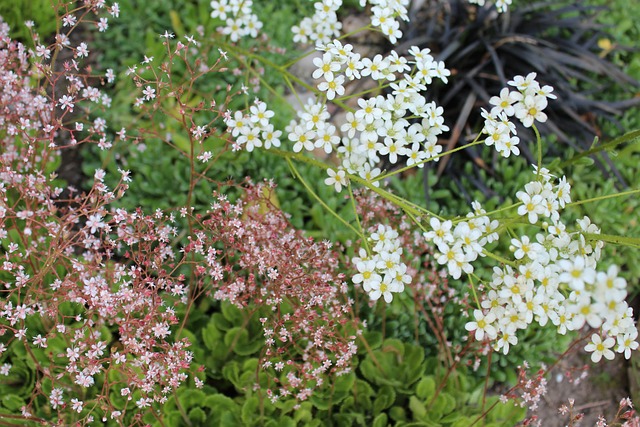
[395,0,639,197]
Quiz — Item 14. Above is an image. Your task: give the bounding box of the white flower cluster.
[224,100,281,152]
[462,168,637,360]
[468,0,513,13]
[364,0,410,44]
[312,43,449,190]
[292,0,510,46]
[292,0,410,45]
[425,202,499,280]
[481,73,556,158]
[223,42,449,192]
[516,172,570,225]
[286,100,338,154]
[210,0,263,42]
[352,224,411,303]
[292,0,343,46]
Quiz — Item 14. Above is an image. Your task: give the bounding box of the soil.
[531,342,633,426]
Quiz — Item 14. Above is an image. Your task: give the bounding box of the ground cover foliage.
[0,0,639,426]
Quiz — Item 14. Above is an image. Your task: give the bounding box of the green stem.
[375,137,484,182]
[468,274,482,308]
[268,148,441,220]
[347,182,370,253]
[286,158,363,239]
[560,128,640,168]
[584,233,640,249]
[568,187,640,207]
[482,249,517,268]
[533,124,542,179]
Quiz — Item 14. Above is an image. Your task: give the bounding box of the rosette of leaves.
[396,0,639,195]
[162,322,526,426]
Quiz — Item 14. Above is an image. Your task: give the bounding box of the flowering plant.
[0,0,639,425]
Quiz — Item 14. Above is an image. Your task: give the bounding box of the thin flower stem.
[375,137,484,182]
[223,43,354,113]
[567,187,640,207]
[468,274,482,309]
[347,182,370,254]
[533,124,542,179]
[482,249,517,268]
[286,158,364,239]
[268,148,441,219]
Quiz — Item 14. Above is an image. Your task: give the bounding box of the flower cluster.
[292,0,343,45]
[351,224,412,303]
[226,42,451,193]
[0,10,213,423]
[210,0,263,42]
[500,361,547,411]
[425,203,500,281]
[197,183,360,402]
[463,167,637,360]
[481,73,556,158]
[292,0,508,46]
[225,99,280,151]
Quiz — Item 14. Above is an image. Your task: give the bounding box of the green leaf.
[573,156,595,166]
[1,394,24,411]
[362,331,383,349]
[224,327,263,356]
[373,413,389,427]
[265,416,296,427]
[188,407,207,424]
[178,389,205,409]
[430,392,456,419]
[202,394,240,423]
[293,405,314,424]
[373,385,396,414]
[389,406,407,422]
[353,379,375,411]
[242,396,260,425]
[334,372,356,398]
[451,416,476,427]
[309,390,332,411]
[416,376,436,400]
[221,302,245,325]
[409,395,427,420]
[222,361,242,389]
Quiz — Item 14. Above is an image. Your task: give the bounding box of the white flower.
[249,101,274,128]
[436,243,467,279]
[237,126,262,152]
[616,330,639,360]
[514,95,548,128]
[558,256,595,292]
[494,331,518,355]
[584,334,615,363]
[361,54,388,81]
[261,125,282,149]
[369,276,395,303]
[489,87,522,117]
[315,124,339,153]
[465,309,497,341]
[288,125,316,152]
[317,75,345,100]
[516,191,545,224]
[556,176,571,208]
[353,259,382,292]
[312,52,341,81]
[325,168,347,193]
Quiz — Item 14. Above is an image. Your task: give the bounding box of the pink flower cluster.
[195,182,361,402]
[0,7,195,424]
